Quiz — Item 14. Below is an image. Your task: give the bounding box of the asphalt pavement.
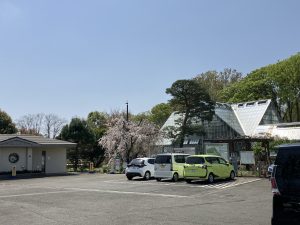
[0,174,272,225]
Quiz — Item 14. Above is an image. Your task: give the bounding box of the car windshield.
[155,155,171,164]
[186,157,205,164]
[129,159,144,166]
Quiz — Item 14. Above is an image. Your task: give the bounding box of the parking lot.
[0,174,272,225]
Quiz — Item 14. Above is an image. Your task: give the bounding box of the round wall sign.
[8,153,19,163]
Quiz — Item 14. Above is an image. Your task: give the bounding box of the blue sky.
[0,0,299,122]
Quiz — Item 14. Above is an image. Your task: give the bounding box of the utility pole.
[126,101,129,122]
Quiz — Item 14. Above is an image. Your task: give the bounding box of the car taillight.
[271,177,280,195]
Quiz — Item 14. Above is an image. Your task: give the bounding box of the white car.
[125,158,155,180]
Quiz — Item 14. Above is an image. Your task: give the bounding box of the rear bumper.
[184,176,207,180]
[154,171,173,179]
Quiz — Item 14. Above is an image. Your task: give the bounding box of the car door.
[173,155,187,178]
[154,155,172,177]
[218,157,230,178]
[206,157,221,178]
[185,156,206,178]
[147,158,155,177]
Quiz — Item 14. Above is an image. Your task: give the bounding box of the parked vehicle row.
[125,153,235,183]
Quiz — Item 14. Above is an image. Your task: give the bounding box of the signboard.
[173,147,195,155]
[205,143,229,161]
[240,151,255,165]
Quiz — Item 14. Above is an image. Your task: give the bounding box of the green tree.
[86,111,108,166]
[149,103,173,128]
[219,53,300,122]
[59,118,95,171]
[194,68,242,102]
[0,109,17,134]
[165,79,215,147]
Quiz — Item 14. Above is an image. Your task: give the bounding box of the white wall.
[44,148,67,174]
[32,148,42,172]
[0,148,27,172]
[0,147,67,174]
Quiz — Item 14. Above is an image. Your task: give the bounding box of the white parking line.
[65,187,191,198]
[219,178,261,189]
[0,190,81,199]
[104,178,261,190]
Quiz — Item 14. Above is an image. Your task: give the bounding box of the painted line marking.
[104,178,261,189]
[65,187,191,198]
[219,178,261,189]
[0,190,81,199]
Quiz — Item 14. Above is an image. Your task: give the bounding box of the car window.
[148,159,155,164]
[155,155,171,164]
[218,158,227,164]
[186,157,205,164]
[206,157,219,164]
[174,155,187,163]
[129,159,144,166]
[282,155,300,179]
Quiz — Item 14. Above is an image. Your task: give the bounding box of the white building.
[0,135,76,175]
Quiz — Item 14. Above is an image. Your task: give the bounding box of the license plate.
[190,169,196,173]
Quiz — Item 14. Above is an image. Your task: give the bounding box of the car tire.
[156,178,162,182]
[144,171,151,180]
[172,173,179,182]
[185,179,192,184]
[229,171,235,180]
[126,175,133,180]
[207,173,214,184]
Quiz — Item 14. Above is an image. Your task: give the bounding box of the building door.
[41,151,46,173]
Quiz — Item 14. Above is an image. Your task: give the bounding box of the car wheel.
[172,173,179,182]
[126,175,133,180]
[144,171,151,180]
[207,173,214,183]
[185,179,192,183]
[156,178,161,182]
[230,171,235,180]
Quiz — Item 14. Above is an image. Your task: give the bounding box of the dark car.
[271,143,300,225]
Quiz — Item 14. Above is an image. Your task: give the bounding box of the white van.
[154,153,189,182]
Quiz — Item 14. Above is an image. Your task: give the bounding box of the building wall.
[0,147,67,174]
[32,148,42,172]
[44,147,67,174]
[0,148,27,172]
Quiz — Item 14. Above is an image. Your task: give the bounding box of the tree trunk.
[288,100,293,122]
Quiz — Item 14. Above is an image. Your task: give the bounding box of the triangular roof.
[214,103,244,136]
[231,99,271,136]
[0,135,76,148]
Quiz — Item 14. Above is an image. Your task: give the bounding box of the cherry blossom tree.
[99,116,160,165]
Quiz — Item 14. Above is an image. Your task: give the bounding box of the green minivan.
[184,155,235,183]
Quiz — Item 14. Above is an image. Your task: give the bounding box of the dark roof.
[0,135,76,148]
